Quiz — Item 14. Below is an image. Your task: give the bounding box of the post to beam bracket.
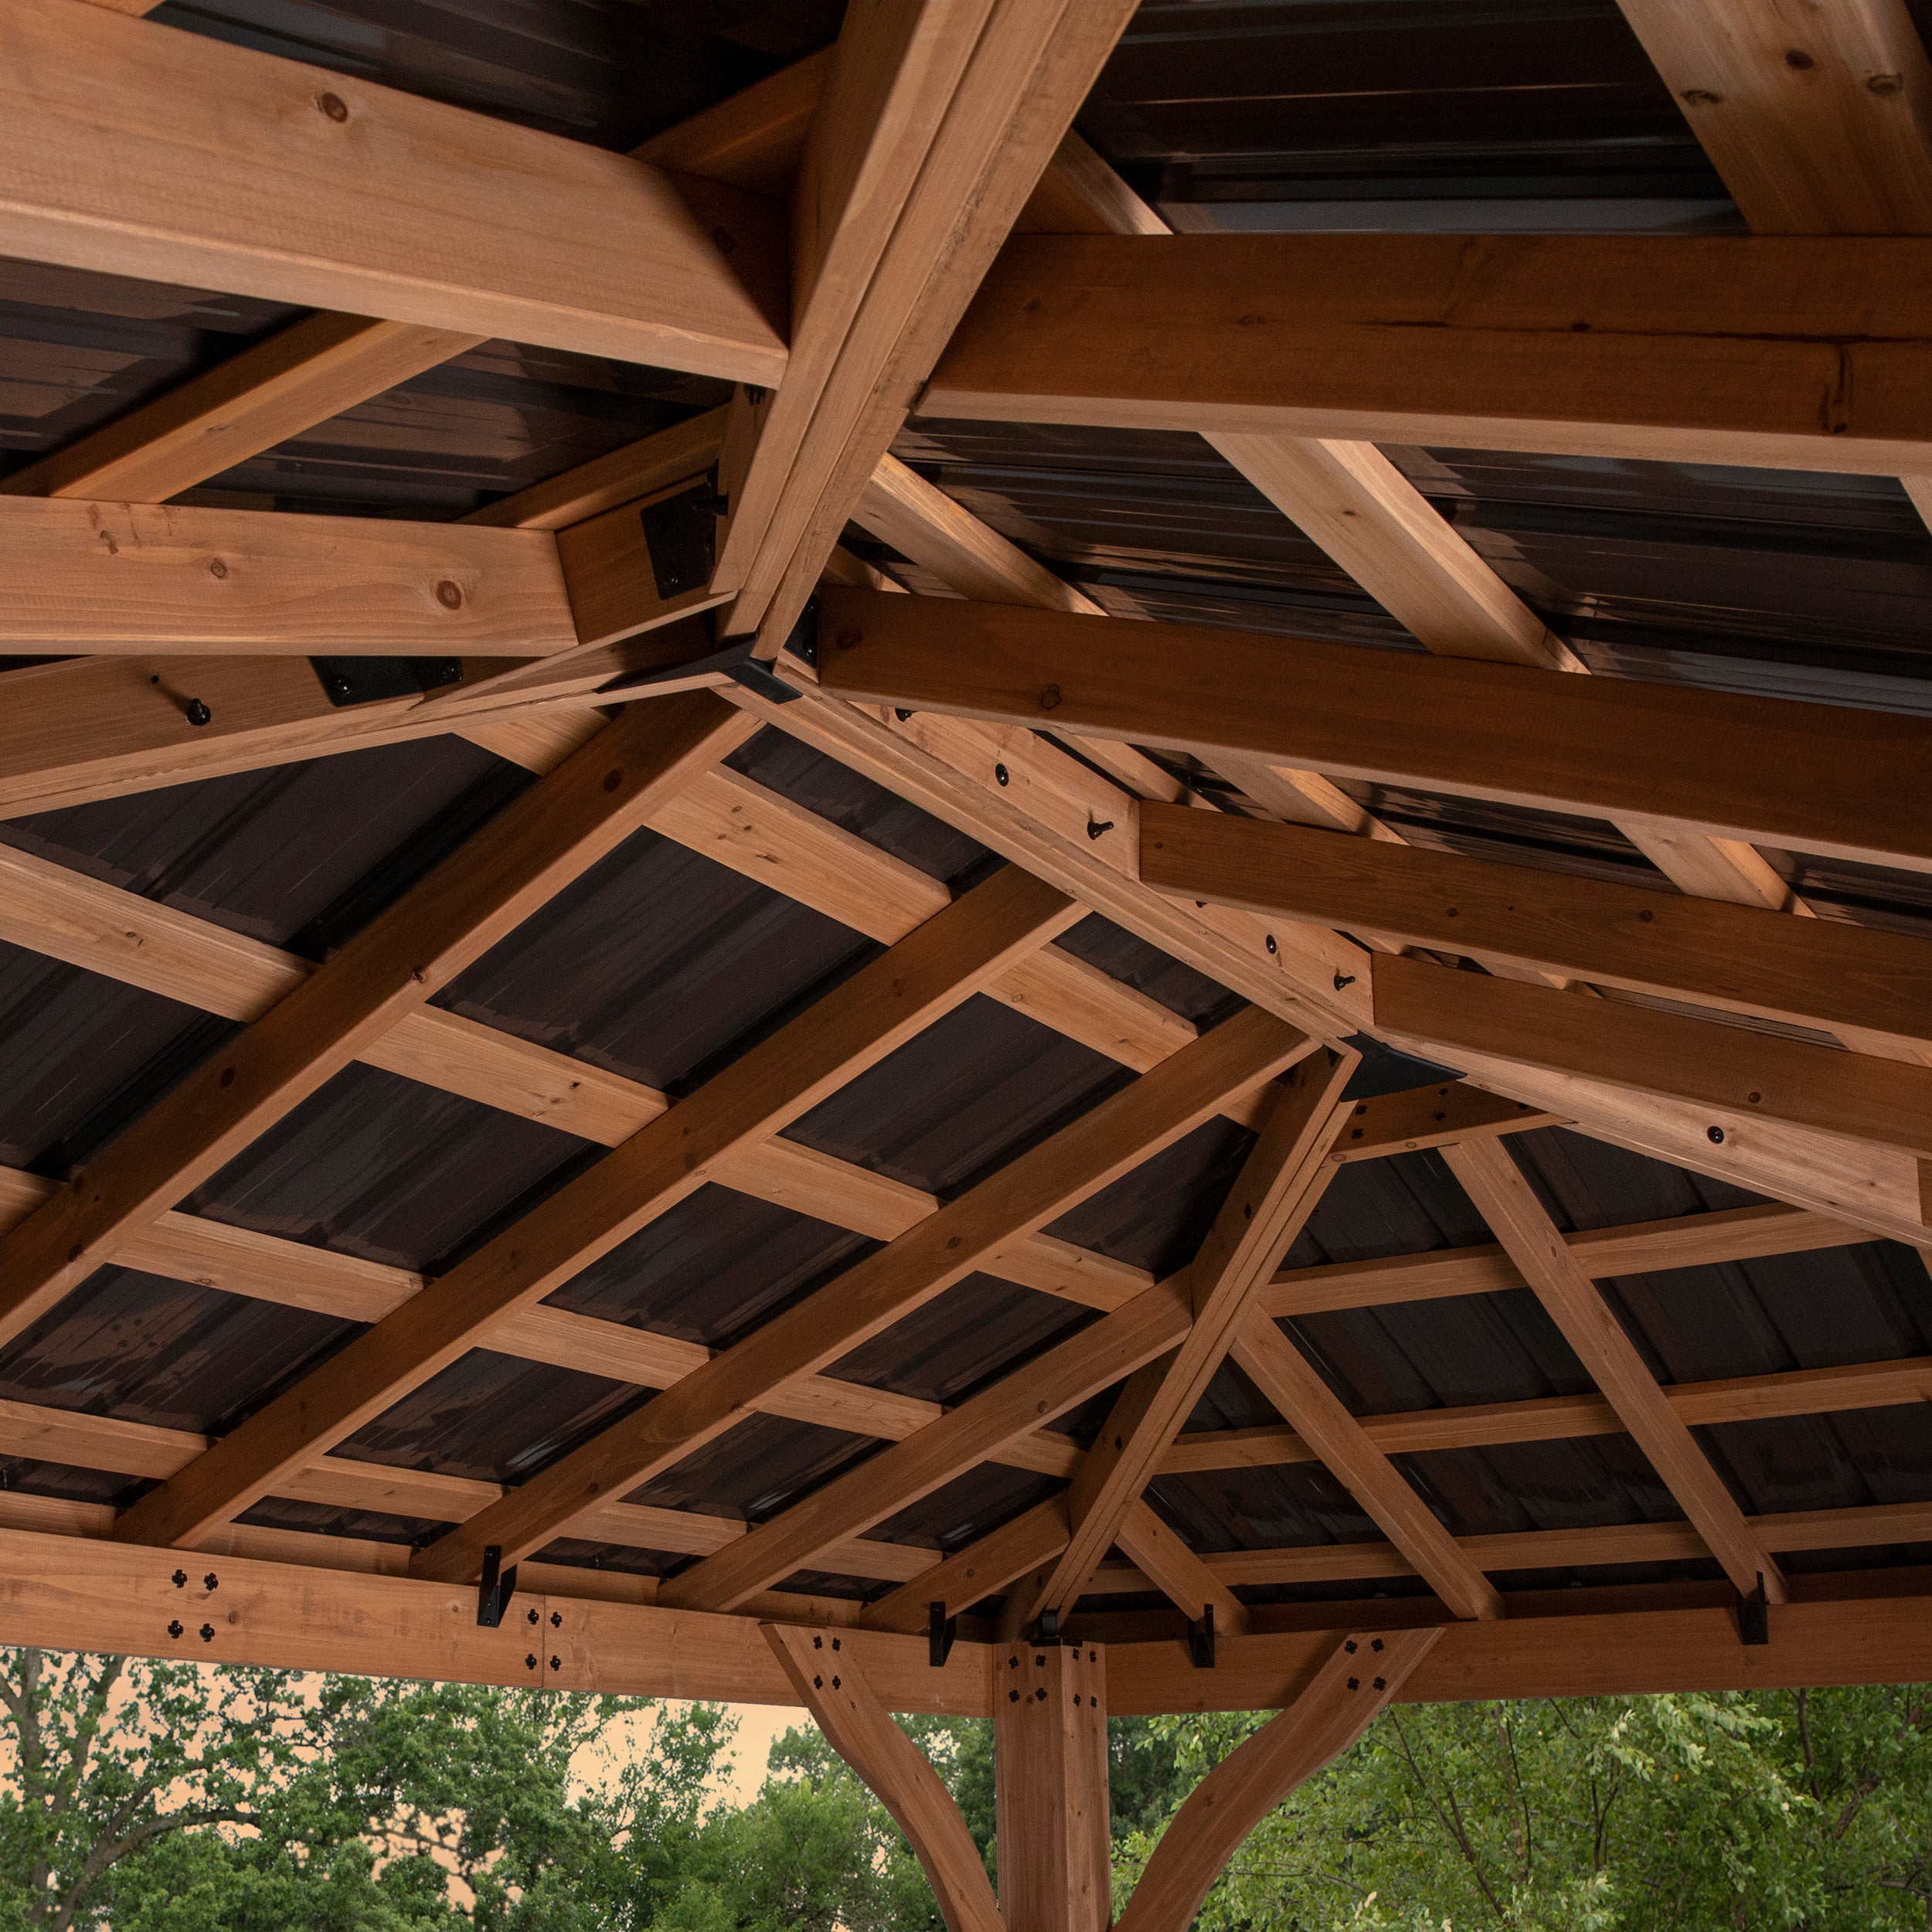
[928,1600,957,1668]
[476,1545,518,1628]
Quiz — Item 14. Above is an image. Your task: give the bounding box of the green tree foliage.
[1115,1686,1932,1930]
[0,1638,1925,1930]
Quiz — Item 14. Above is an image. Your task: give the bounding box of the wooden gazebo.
[2,1,1930,1926]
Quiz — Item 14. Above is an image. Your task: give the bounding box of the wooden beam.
[1617,0,1932,233]
[817,588,1932,879]
[995,1638,1111,1932]
[1331,1082,1556,1162]
[460,407,730,533]
[863,1499,1073,1635]
[1267,1198,1869,1318]
[1376,953,1932,1163]
[767,1624,1003,1932]
[1146,804,1932,1060]
[0,692,751,1349]
[1111,1500,1250,1635]
[0,0,784,381]
[1445,1137,1791,1603]
[729,0,1140,648]
[664,1280,1195,1614]
[111,864,1082,1553]
[0,497,576,655]
[632,48,835,196]
[413,1005,1308,1585]
[1448,1043,1932,1248]
[1229,1312,1505,1621]
[1114,1628,1443,1932]
[1014,1050,1357,1628]
[734,673,1369,1039]
[929,231,1932,474]
[1090,1497,1932,1596]
[0,312,481,504]
[2,1520,1932,1710]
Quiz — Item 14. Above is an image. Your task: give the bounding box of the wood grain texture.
[1617,0,1932,233]
[995,1640,1112,1932]
[1114,1628,1442,1932]
[1020,1050,1357,1627]
[114,865,1080,1554]
[765,1624,1003,1932]
[1146,804,1932,1056]
[461,406,730,532]
[1231,1313,1506,1621]
[422,1005,1304,1585]
[665,1280,1194,1614]
[928,231,1932,473]
[0,692,752,1352]
[0,0,784,380]
[863,1498,1073,1634]
[1445,1137,1790,1602]
[0,497,574,654]
[818,587,1932,878]
[1377,953,1932,1160]
[0,312,483,504]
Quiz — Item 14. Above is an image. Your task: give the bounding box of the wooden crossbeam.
[662,1281,1195,1614]
[1005,1050,1357,1631]
[0,497,577,655]
[862,1499,1071,1634]
[1088,1498,1932,1596]
[1113,1628,1442,1932]
[766,1624,1004,1932]
[111,863,1082,1553]
[928,231,1932,474]
[0,692,752,1349]
[410,1005,1309,1586]
[1444,1138,1790,1604]
[816,589,1932,880]
[1144,806,1932,1060]
[1617,0,1932,234]
[1230,1313,1505,1621]
[1377,954,1932,1165]
[0,0,784,380]
[727,0,1142,649]
[0,313,482,505]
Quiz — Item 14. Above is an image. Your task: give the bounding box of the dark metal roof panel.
[184,1062,594,1274]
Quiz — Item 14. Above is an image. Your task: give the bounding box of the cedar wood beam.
[1141,805,1932,1060]
[1009,1050,1358,1631]
[2,1522,1930,1708]
[0,692,753,1348]
[0,0,784,381]
[1376,954,1932,1166]
[1113,1628,1443,1932]
[1445,1137,1790,1603]
[815,589,1932,879]
[926,231,1932,475]
[111,864,1086,1552]
[412,1006,1311,1586]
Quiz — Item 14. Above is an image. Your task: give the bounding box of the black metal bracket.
[638,478,719,601]
[477,1545,518,1628]
[311,656,464,708]
[928,1600,958,1668]
[1736,1573,1770,1647]
[1027,1606,1062,1645]
[1188,1603,1216,1669]
[599,629,801,706]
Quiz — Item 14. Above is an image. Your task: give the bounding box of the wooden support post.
[995,1639,1113,1932]
[764,1624,1002,1932]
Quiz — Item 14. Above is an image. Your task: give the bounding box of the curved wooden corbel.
[1114,1625,1444,1932]
[764,1622,1004,1932]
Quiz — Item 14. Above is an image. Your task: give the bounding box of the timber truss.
[5,2,1932,1926]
